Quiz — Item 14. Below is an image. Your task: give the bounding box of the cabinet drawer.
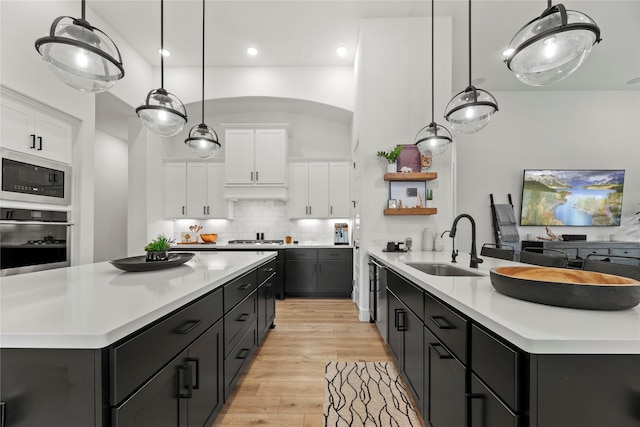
[286,248,317,260]
[470,374,520,427]
[258,259,277,285]
[224,292,257,357]
[388,270,424,321]
[318,248,352,260]
[225,321,257,397]
[578,247,610,258]
[224,269,257,313]
[471,324,525,412]
[110,288,223,405]
[610,248,640,257]
[424,292,467,364]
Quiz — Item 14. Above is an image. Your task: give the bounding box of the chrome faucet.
[449,214,483,268]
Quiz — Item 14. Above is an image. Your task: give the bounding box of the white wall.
[353,17,453,319]
[456,90,640,250]
[94,130,128,262]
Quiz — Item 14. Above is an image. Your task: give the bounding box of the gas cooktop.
[227,239,284,245]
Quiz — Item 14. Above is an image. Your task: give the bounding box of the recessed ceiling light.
[159,48,170,57]
[246,47,258,56]
[336,46,347,57]
[626,77,640,85]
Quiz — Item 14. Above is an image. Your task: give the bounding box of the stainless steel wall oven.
[0,208,71,276]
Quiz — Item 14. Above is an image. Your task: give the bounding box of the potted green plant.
[377,145,403,173]
[144,233,175,261]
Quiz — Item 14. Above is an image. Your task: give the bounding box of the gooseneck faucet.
[449,214,483,268]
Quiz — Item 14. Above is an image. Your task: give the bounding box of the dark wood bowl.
[490,266,640,310]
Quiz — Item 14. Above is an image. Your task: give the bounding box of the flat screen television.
[520,169,625,226]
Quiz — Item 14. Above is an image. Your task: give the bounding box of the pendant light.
[184,0,221,159]
[445,0,498,134]
[414,0,452,157]
[503,1,601,86]
[136,0,187,137]
[35,0,124,92]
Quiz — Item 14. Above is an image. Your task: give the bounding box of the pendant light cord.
[81,0,86,20]
[431,0,435,123]
[160,0,165,88]
[201,0,206,124]
[467,0,472,86]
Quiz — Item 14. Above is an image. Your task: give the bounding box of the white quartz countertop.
[0,251,276,349]
[172,243,352,249]
[368,248,640,355]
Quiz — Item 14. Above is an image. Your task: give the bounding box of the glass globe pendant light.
[503,1,601,86]
[35,0,125,92]
[184,0,221,159]
[445,0,498,134]
[136,0,187,137]
[414,0,452,157]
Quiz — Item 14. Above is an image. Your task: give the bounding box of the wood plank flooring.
[211,298,407,427]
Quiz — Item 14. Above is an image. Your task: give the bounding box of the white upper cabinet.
[288,162,331,218]
[329,162,351,218]
[164,162,187,219]
[166,162,230,220]
[1,91,73,164]
[225,129,287,186]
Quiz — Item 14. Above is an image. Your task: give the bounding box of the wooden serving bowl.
[199,233,218,243]
[490,266,640,310]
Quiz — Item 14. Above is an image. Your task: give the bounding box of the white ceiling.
[92,1,640,139]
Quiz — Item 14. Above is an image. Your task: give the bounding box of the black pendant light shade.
[415,0,452,157]
[185,123,221,158]
[185,0,220,159]
[35,0,124,92]
[414,122,453,156]
[445,0,498,134]
[136,0,187,137]
[503,2,601,86]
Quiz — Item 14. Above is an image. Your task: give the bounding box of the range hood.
[224,186,288,201]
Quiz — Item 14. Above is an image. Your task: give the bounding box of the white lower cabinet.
[165,162,231,219]
[288,162,350,219]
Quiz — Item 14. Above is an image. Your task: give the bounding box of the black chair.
[480,243,515,261]
[519,247,569,268]
[582,254,640,280]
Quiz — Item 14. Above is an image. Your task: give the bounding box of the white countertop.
[368,248,640,355]
[173,243,352,250]
[0,251,276,350]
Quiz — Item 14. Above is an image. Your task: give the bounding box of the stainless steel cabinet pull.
[207,206,210,215]
[251,171,254,181]
[238,313,250,322]
[182,206,185,215]
[30,134,36,149]
[255,171,259,181]
[331,206,333,215]
[239,283,252,290]
[177,364,193,398]
[204,206,207,215]
[430,343,453,359]
[37,136,43,151]
[176,319,202,334]
[1,401,5,427]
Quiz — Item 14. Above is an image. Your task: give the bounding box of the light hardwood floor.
[211,298,400,427]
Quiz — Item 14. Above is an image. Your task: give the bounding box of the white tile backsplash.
[173,200,350,245]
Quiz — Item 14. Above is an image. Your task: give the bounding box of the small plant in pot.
[377,145,403,173]
[144,234,175,262]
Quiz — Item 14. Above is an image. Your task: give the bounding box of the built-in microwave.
[0,148,71,206]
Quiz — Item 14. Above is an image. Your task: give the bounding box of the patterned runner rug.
[323,361,422,427]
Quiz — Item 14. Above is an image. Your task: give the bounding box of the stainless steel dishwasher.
[368,257,388,342]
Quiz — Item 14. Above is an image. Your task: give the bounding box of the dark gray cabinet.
[257,259,277,344]
[285,248,353,297]
[387,272,424,410]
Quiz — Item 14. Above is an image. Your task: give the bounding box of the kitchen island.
[369,248,640,427]
[0,251,277,427]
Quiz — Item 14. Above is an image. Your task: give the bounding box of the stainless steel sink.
[406,263,484,277]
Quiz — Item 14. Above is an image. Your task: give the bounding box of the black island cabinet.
[373,257,640,427]
[0,259,276,427]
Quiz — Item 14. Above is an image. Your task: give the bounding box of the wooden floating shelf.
[384,207,437,216]
[384,172,438,181]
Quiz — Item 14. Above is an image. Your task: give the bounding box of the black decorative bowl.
[110,252,195,272]
[490,266,640,310]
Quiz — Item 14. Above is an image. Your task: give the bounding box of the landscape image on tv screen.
[520,169,625,226]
